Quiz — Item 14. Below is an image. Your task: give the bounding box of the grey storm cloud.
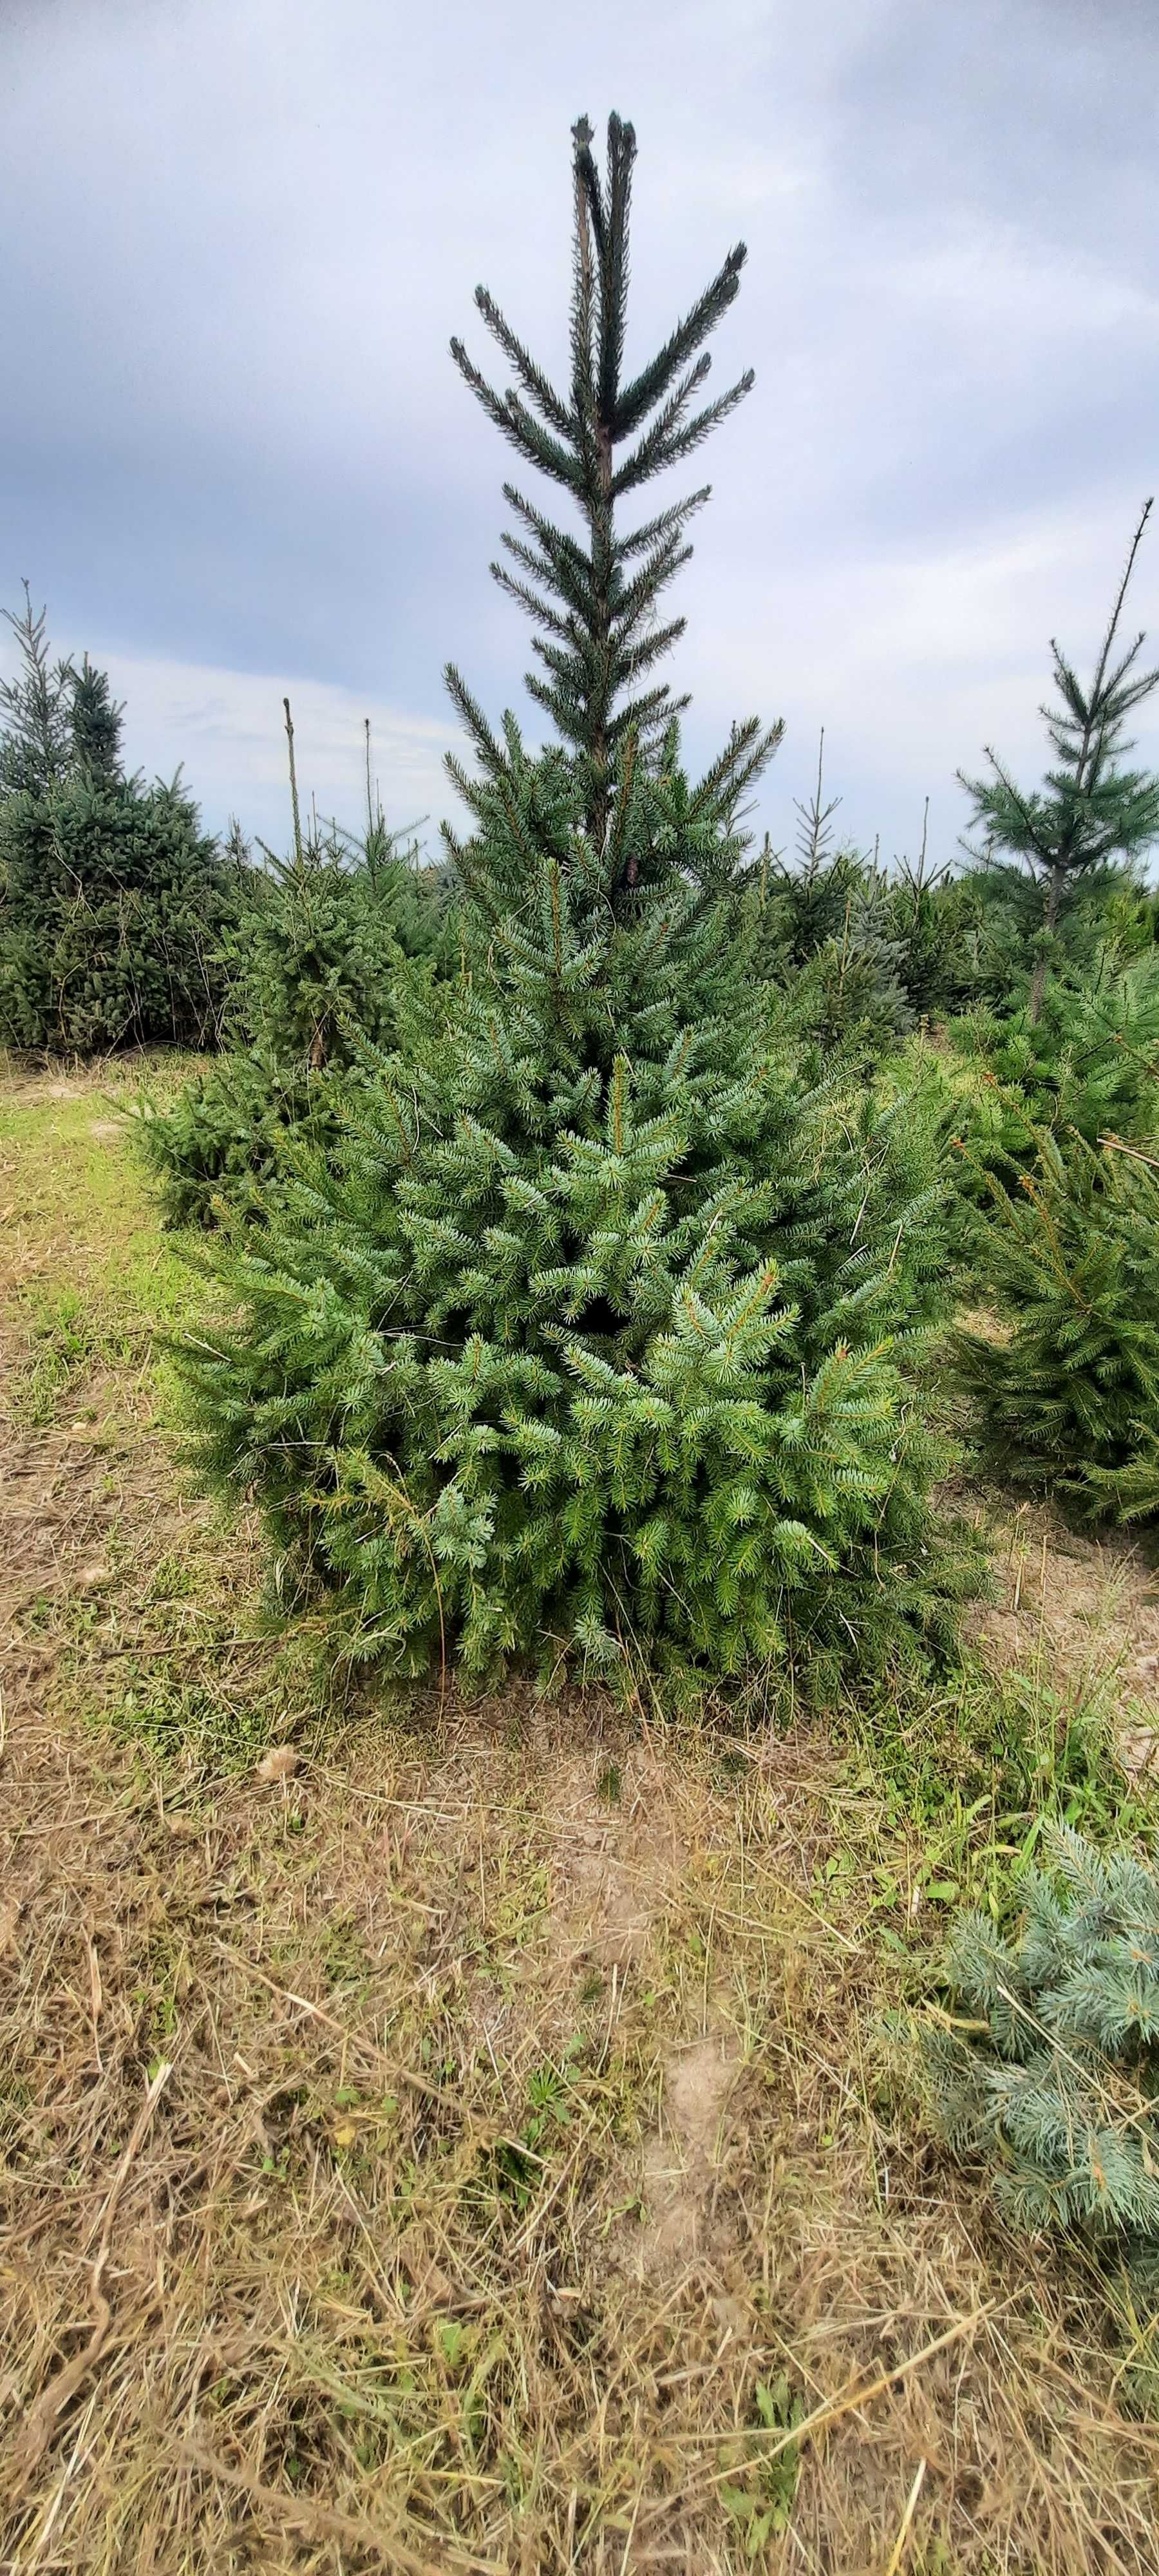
[2,0,1157,862]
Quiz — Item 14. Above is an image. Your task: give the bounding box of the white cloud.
[93,650,464,855]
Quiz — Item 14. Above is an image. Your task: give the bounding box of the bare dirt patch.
[545,1744,685,1972]
[637,2018,740,2269]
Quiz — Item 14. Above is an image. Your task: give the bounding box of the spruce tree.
[926,1823,1159,2255]
[0,583,73,797]
[753,740,914,1054]
[0,771,235,1055]
[959,503,1159,1021]
[179,726,972,1687]
[956,1128,1159,1515]
[175,111,979,1692]
[449,111,771,853]
[137,704,444,1225]
[69,653,124,784]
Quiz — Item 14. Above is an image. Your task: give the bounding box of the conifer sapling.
[959,502,1159,1022]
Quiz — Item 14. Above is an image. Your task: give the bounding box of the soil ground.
[4,1055,1159,2573]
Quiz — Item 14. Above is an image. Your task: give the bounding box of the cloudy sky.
[3,0,1157,867]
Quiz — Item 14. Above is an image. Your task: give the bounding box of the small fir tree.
[1,591,241,1054]
[956,1128,1159,1515]
[0,583,73,797]
[949,952,1159,1186]
[0,770,235,1054]
[137,702,444,1224]
[883,808,989,1022]
[925,1823,1159,2257]
[753,741,913,1054]
[959,502,1159,1022]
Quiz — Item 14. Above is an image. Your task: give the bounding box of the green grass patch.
[0,1056,204,1416]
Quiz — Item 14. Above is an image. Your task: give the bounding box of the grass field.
[4,1053,1159,2573]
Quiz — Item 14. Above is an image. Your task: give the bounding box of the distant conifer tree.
[0,589,236,1054]
[0,582,74,797]
[959,503,1159,1021]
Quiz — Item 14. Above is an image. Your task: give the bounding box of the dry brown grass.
[967,1503,1159,1787]
[4,1061,1159,2572]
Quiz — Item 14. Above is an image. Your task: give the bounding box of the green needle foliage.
[948,952,1159,1189]
[925,1823,1159,2257]
[0,773,236,1056]
[956,1129,1159,1517]
[959,502,1159,1022]
[68,654,126,785]
[746,750,992,1051]
[176,110,978,1694]
[176,721,977,1692]
[0,589,239,1055]
[137,715,444,1226]
[0,583,74,797]
[449,110,767,847]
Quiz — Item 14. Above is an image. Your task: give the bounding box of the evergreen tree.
[449,110,772,852]
[177,111,979,1690]
[882,810,990,1022]
[178,724,977,1689]
[956,1128,1159,1515]
[949,952,1159,1186]
[69,652,124,784]
[0,770,235,1055]
[0,583,73,797]
[959,503,1159,1022]
[926,1823,1159,2256]
[763,733,855,963]
[752,741,913,1054]
[136,703,446,1224]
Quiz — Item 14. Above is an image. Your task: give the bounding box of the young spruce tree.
[0,591,237,1054]
[178,114,975,1690]
[926,1822,1159,2260]
[0,583,74,797]
[137,705,443,1226]
[959,502,1159,1022]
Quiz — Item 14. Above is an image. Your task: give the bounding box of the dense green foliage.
[0,583,75,797]
[114,106,1159,1695]
[926,1824,1159,2258]
[0,591,238,1056]
[955,1130,1159,1515]
[744,758,915,1055]
[0,770,237,1056]
[176,727,976,1688]
[449,109,766,841]
[170,115,985,1692]
[947,952,1159,1185]
[959,502,1159,1019]
[135,825,444,1224]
